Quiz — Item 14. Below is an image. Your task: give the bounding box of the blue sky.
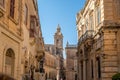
[37,0,85,58]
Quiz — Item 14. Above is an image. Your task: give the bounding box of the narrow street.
[0,0,120,80]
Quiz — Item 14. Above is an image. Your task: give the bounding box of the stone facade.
[0,0,23,79]
[76,0,120,80]
[44,45,57,80]
[0,0,45,80]
[65,42,77,80]
[44,25,65,80]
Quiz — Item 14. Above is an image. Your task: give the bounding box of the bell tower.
[54,24,63,57]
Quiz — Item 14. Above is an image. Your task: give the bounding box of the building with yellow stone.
[0,0,45,80]
[44,25,65,80]
[44,45,57,80]
[65,42,77,80]
[76,0,120,80]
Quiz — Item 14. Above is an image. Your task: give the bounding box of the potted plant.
[112,73,120,80]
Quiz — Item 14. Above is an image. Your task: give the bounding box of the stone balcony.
[78,30,95,45]
[35,37,45,58]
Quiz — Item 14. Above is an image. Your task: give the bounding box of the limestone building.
[76,0,120,80]
[0,0,45,80]
[21,0,45,80]
[44,45,57,80]
[65,42,77,80]
[44,25,64,80]
[0,0,23,79]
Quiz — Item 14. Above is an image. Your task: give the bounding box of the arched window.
[5,48,15,77]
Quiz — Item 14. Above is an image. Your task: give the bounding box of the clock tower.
[54,24,63,57]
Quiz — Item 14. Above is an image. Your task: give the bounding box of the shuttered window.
[10,0,15,18]
[30,19,35,37]
[30,16,36,37]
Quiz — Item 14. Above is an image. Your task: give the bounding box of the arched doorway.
[5,48,15,77]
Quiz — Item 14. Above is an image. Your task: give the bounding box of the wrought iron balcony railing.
[78,30,95,45]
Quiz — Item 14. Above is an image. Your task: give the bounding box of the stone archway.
[5,48,15,77]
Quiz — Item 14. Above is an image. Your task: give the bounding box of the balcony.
[36,46,44,53]
[78,30,95,45]
[35,37,44,52]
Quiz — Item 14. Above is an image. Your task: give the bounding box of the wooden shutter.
[10,0,15,18]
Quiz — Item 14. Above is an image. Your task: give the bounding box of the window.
[119,1,120,15]
[33,0,37,10]
[0,0,4,7]
[90,16,94,30]
[91,60,94,78]
[97,6,101,25]
[5,48,15,77]
[74,59,77,71]
[10,0,15,18]
[85,19,88,30]
[81,61,83,80]
[24,4,28,25]
[117,0,120,16]
[30,16,37,37]
[81,26,84,35]
[97,57,101,78]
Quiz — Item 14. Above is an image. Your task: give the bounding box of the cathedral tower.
[54,24,63,57]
